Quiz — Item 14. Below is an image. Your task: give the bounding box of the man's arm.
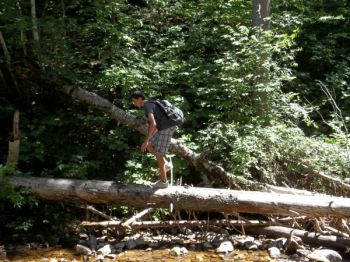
[141,113,157,152]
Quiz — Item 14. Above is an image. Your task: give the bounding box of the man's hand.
[141,141,149,152]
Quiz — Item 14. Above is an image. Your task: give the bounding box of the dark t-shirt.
[144,101,171,131]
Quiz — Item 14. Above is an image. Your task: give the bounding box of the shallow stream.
[5,245,290,262]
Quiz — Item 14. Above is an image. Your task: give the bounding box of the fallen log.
[5,176,350,218]
[81,219,275,229]
[254,226,350,251]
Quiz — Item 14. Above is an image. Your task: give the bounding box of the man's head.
[131,90,146,108]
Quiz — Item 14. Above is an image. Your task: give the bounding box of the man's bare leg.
[147,144,167,182]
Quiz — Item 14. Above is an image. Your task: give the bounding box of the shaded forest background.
[0,0,349,240]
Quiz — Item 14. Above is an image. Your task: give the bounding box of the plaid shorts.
[150,126,177,156]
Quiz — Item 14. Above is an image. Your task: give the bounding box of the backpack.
[153,99,185,126]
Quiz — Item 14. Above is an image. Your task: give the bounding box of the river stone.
[105,254,117,259]
[170,246,181,256]
[126,239,137,249]
[244,241,258,250]
[114,242,126,249]
[203,242,213,249]
[268,247,281,258]
[135,238,146,246]
[88,235,97,251]
[75,244,92,255]
[307,249,342,262]
[181,247,189,255]
[270,237,287,249]
[236,236,255,247]
[170,246,188,256]
[97,244,111,256]
[216,241,234,253]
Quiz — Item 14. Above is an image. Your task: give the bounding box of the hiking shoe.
[165,162,173,172]
[153,180,168,188]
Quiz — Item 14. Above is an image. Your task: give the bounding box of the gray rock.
[126,239,137,250]
[105,254,117,259]
[97,244,111,256]
[135,238,146,246]
[75,244,92,255]
[115,248,124,254]
[236,236,255,247]
[114,242,125,249]
[170,246,181,256]
[170,246,188,256]
[268,247,281,258]
[180,247,189,255]
[244,241,258,250]
[203,242,213,249]
[79,233,89,240]
[296,248,311,257]
[270,238,287,249]
[149,242,159,248]
[307,249,342,262]
[88,235,97,251]
[216,241,234,253]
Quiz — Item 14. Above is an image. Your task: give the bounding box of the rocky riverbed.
[2,229,347,261]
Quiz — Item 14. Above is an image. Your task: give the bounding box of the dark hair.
[131,90,146,100]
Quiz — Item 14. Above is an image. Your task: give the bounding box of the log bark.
[252,0,271,30]
[81,219,275,229]
[31,0,40,41]
[255,226,350,251]
[0,31,11,63]
[5,176,350,218]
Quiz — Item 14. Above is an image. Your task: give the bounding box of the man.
[131,90,177,188]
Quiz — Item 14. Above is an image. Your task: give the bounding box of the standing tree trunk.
[0,31,19,90]
[251,0,271,117]
[252,0,271,30]
[31,0,40,42]
[0,31,11,63]
[7,111,20,166]
[16,1,27,56]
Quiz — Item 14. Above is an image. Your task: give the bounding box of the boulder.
[75,244,92,255]
[307,249,342,262]
[216,241,234,253]
[268,247,281,259]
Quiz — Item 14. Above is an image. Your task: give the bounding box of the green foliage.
[273,0,350,133]
[200,122,349,190]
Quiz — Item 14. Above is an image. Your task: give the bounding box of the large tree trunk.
[0,31,11,63]
[7,110,20,166]
[252,0,271,30]
[5,176,350,218]
[31,0,40,42]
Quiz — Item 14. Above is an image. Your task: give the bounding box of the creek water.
[5,245,291,262]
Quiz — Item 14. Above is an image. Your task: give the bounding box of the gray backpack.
[153,100,185,126]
